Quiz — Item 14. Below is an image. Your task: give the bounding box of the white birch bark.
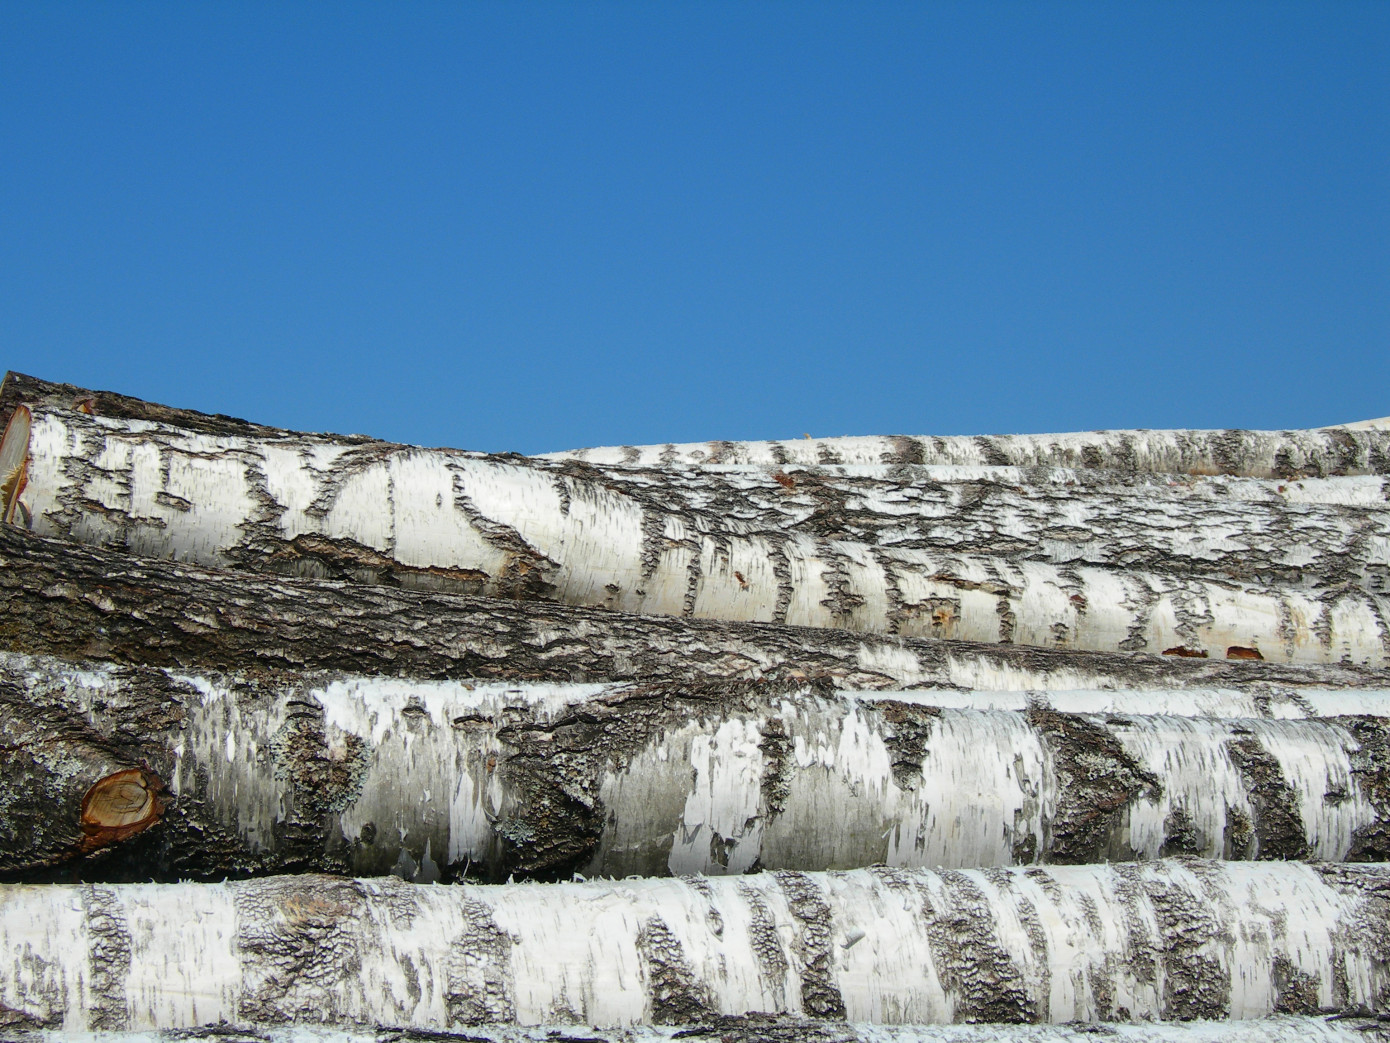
[12,1016,1390,1042]
[12,409,1390,665]
[2,862,1387,1030]
[10,651,1390,880]
[540,424,1390,477]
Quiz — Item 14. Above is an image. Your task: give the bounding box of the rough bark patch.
[1142,866,1230,1020]
[1345,716,1390,861]
[737,881,790,1010]
[636,916,714,1024]
[914,869,1035,1023]
[270,706,369,816]
[868,701,940,790]
[446,896,515,1025]
[234,876,370,1023]
[1026,709,1161,862]
[81,884,132,1030]
[1225,732,1309,860]
[774,872,846,1019]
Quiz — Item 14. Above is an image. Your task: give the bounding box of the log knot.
[78,768,166,853]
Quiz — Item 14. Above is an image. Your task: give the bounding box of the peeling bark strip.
[2,861,1388,1029]
[8,525,1389,694]
[7,1019,1390,1043]
[11,406,1390,663]
[544,424,1390,477]
[6,650,1390,882]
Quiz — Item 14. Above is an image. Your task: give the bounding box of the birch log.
[3,862,1389,1029]
[541,425,1390,476]
[10,386,1390,591]
[13,1018,1390,1043]
[5,524,1389,694]
[9,650,1390,882]
[8,407,1389,663]
[7,369,1388,479]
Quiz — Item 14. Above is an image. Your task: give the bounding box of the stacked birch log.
[2,370,1390,1042]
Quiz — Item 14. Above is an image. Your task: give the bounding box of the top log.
[4,374,1389,663]
[6,370,1390,477]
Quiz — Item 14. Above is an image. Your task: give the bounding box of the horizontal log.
[542,426,1390,478]
[8,651,1390,882]
[4,525,1388,693]
[6,1016,1387,1042]
[9,407,1390,662]
[2,861,1387,1029]
[7,370,1387,479]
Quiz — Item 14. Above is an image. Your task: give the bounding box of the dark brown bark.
[4,523,1387,692]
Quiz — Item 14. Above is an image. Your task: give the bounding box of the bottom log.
[9,1016,1390,1042]
[2,860,1388,1031]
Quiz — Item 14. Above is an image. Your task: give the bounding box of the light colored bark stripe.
[15,412,1390,664]
[9,650,1390,880]
[2,862,1386,1029]
[539,425,1390,477]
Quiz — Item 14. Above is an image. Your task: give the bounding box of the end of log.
[0,403,30,525]
[78,769,167,853]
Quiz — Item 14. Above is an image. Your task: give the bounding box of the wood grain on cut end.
[0,403,29,525]
[79,769,166,852]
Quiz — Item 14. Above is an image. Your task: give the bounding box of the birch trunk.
[9,407,1389,664]
[9,650,1390,882]
[5,524,1388,694]
[10,1017,1390,1042]
[3,862,1389,1029]
[541,425,1390,477]
[10,385,1390,589]
[7,368,1387,479]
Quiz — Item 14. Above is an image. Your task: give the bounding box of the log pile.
[3,370,1390,1041]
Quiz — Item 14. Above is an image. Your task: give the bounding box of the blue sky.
[2,2,1386,454]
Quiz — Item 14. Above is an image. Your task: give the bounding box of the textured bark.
[5,524,1390,694]
[3,862,1389,1029]
[10,406,1390,663]
[8,1018,1388,1042]
[542,426,1390,477]
[9,651,1390,883]
[7,368,1388,479]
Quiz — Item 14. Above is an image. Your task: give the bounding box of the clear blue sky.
[3,2,1386,454]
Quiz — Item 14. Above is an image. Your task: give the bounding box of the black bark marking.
[1309,862,1390,1013]
[445,895,515,1025]
[757,716,793,818]
[1027,709,1161,863]
[737,881,790,1009]
[1224,731,1309,860]
[774,871,846,1019]
[868,701,940,790]
[636,915,714,1024]
[1345,716,1390,861]
[81,884,132,1029]
[1271,954,1321,1014]
[1160,805,1205,857]
[912,868,1035,1023]
[1143,865,1230,1020]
